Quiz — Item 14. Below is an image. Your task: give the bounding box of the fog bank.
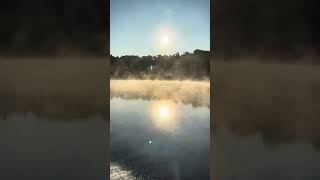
[0,58,107,118]
[111,80,210,107]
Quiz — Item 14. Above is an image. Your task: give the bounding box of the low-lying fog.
[213,60,320,146]
[0,58,108,180]
[0,58,107,118]
[111,80,210,107]
[213,60,320,180]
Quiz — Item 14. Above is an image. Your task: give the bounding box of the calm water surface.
[0,113,107,180]
[111,98,210,180]
[214,127,320,180]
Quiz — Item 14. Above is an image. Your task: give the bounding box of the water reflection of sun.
[149,100,179,132]
[159,106,169,118]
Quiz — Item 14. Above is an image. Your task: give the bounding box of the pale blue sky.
[111,0,210,56]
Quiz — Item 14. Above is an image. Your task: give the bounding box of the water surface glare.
[111,98,210,180]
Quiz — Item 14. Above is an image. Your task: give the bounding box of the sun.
[161,35,169,45]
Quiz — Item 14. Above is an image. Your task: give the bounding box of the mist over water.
[110,80,210,179]
[111,80,210,107]
[0,58,108,180]
[212,60,320,180]
[0,59,107,118]
[213,60,320,144]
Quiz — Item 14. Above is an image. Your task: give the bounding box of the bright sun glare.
[159,106,169,118]
[161,35,169,45]
[149,100,179,132]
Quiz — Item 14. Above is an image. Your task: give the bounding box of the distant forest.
[110,50,210,80]
[1,0,107,57]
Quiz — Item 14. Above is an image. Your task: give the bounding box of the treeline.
[110,50,210,80]
[213,0,320,60]
[1,0,107,57]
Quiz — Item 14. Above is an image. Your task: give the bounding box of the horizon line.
[110,49,210,57]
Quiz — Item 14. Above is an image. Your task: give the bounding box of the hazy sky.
[111,0,210,56]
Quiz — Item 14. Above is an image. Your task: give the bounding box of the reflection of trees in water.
[0,94,108,120]
[0,112,106,122]
[213,61,320,150]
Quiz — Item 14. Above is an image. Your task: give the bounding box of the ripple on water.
[110,163,136,180]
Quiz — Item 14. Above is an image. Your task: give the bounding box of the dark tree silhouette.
[110,50,210,80]
[0,0,107,57]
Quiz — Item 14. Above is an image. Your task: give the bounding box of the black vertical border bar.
[106,0,111,179]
